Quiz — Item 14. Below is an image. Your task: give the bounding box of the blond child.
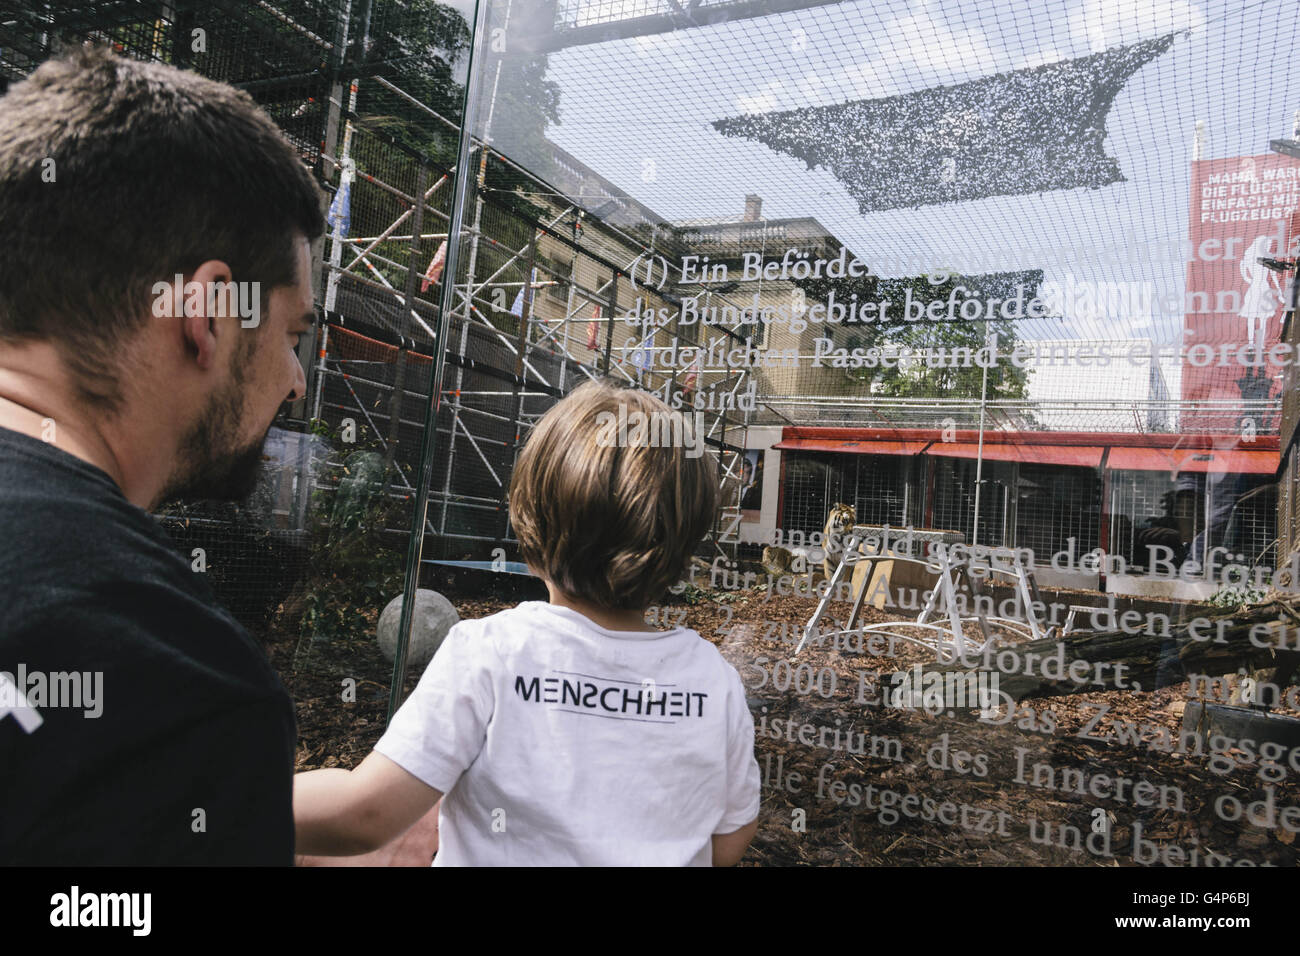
[294,380,761,865]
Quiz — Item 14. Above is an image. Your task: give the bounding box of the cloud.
[1018,46,1067,70]
[736,79,787,114]
[733,10,999,114]
[1070,0,1204,53]
[883,11,1002,81]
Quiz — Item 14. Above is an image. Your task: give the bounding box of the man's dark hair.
[0,45,327,410]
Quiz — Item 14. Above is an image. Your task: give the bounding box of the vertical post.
[310,324,330,426]
[603,269,616,373]
[500,230,538,543]
[380,161,428,499]
[438,309,470,538]
[559,253,576,388]
[1098,452,1112,590]
[295,0,348,433]
[320,0,352,182]
[323,0,362,317]
[437,140,491,538]
[775,452,786,530]
[923,455,935,529]
[388,0,490,722]
[972,332,990,545]
[901,460,910,527]
[170,0,194,68]
[1001,480,1010,548]
[295,322,331,531]
[1203,474,1213,570]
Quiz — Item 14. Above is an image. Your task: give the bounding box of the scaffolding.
[0,2,775,570]
[311,84,760,561]
[7,1,1297,573]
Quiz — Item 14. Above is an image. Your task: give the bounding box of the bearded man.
[0,45,325,864]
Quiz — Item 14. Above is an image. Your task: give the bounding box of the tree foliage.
[796,269,1036,400]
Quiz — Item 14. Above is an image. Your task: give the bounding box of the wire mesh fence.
[7,0,1300,868]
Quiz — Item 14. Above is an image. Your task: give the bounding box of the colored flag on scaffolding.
[327,171,351,239]
[421,240,447,292]
[682,355,700,397]
[586,304,600,350]
[510,267,537,318]
[635,327,653,375]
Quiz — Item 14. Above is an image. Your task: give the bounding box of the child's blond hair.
[508,380,718,610]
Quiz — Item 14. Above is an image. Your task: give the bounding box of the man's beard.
[157,348,270,506]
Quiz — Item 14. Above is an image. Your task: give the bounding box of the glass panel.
[11,0,1299,870]
[442,0,1300,868]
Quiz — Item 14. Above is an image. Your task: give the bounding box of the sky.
[477,0,1300,349]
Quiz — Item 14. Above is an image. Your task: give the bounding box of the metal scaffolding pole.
[972,332,991,547]
[388,0,491,721]
[500,227,539,542]
[435,23,510,539]
[379,160,427,499]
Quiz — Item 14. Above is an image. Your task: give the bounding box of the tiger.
[761,545,794,577]
[822,503,857,580]
[823,503,896,616]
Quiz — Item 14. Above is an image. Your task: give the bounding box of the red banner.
[1183,153,1300,432]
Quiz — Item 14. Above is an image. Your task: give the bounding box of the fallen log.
[926,598,1300,702]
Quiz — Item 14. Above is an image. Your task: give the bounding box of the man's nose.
[288,356,307,403]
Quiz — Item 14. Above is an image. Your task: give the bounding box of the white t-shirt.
[374,601,761,866]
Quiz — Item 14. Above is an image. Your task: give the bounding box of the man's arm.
[294,751,442,856]
[712,818,758,867]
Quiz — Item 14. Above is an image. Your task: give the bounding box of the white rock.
[377,589,459,670]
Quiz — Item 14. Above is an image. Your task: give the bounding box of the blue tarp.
[422,559,535,576]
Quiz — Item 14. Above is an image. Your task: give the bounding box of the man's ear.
[175,260,234,370]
